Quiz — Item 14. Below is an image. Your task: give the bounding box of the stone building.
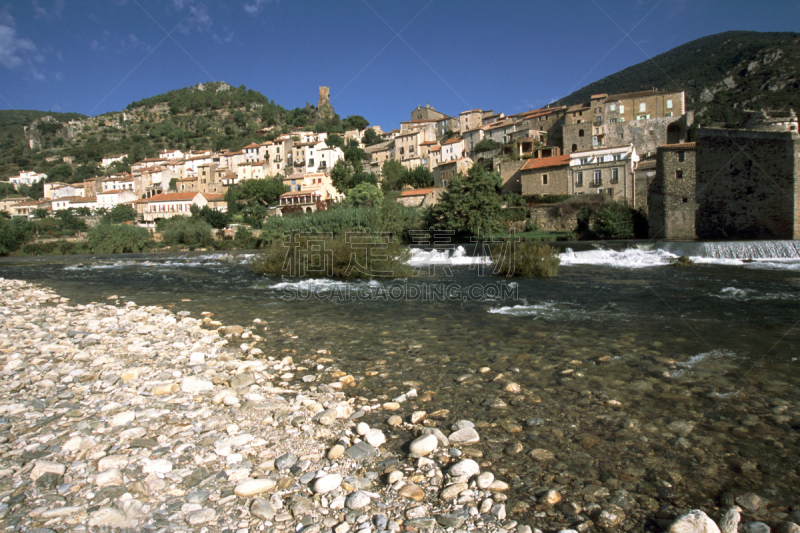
[433,157,473,188]
[695,128,800,240]
[648,143,697,240]
[562,89,690,156]
[634,159,657,212]
[515,107,567,149]
[568,145,639,205]
[411,104,449,122]
[520,155,571,197]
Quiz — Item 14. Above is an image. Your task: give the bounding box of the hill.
[0,82,370,193]
[552,31,800,126]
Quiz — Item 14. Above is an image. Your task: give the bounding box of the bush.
[157,216,213,247]
[233,226,257,249]
[0,217,32,255]
[491,241,560,278]
[251,232,411,279]
[500,208,527,222]
[592,201,648,240]
[19,240,91,255]
[526,194,571,204]
[87,224,151,254]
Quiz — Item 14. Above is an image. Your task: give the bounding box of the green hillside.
[553,31,800,126]
[0,82,370,194]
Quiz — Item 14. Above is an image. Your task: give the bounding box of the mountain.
[552,31,800,126]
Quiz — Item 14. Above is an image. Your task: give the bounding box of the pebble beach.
[0,276,798,533]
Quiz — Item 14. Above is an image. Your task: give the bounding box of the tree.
[380,159,407,192]
[424,164,503,235]
[235,178,287,206]
[54,210,87,232]
[345,183,384,208]
[406,166,433,189]
[101,204,137,224]
[0,217,31,255]
[331,160,378,193]
[475,138,503,153]
[592,201,648,240]
[191,204,228,229]
[87,223,151,253]
[342,115,369,131]
[326,133,344,150]
[168,178,178,191]
[46,164,73,182]
[0,182,17,199]
[361,129,381,145]
[157,216,213,246]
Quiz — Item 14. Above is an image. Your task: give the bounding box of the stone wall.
[496,160,524,194]
[648,146,697,240]
[521,166,569,197]
[695,128,800,240]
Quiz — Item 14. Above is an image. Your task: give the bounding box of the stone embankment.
[0,277,797,533]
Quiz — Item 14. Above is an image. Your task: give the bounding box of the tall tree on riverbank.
[424,164,503,236]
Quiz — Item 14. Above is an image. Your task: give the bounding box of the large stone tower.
[317,86,335,118]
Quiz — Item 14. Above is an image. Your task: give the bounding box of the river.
[2,240,799,527]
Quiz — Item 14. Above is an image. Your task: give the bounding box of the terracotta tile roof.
[139,192,200,203]
[443,138,463,145]
[400,188,435,196]
[420,141,439,146]
[280,190,322,197]
[590,93,609,99]
[243,144,261,149]
[186,155,213,161]
[520,155,571,171]
[204,193,225,201]
[659,142,696,149]
[460,109,482,114]
[608,89,681,100]
[482,121,511,131]
[402,119,438,124]
[567,103,590,113]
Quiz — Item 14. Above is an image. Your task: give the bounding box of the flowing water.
[2,242,800,524]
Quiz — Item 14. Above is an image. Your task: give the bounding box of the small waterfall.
[657,240,800,259]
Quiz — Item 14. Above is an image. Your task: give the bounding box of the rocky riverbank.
[0,277,797,533]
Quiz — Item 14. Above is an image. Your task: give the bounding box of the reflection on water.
[2,245,800,518]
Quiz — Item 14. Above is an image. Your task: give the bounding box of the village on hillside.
[2,86,799,241]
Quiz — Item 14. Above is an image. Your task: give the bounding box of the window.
[610,104,616,111]
[571,144,578,152]
[595,128,600,134]
[542,174,548,185]
[578,129,584,137]
[676,170,683,179]
[619,117,625,123]
[576,172,583,187]
[637,114,650,120]
[442,179,448,187]
[291,180,295,185]
[667,99,673,109]
[666,112,673,117]
[611,168,619,184]
[618,105,624,113]
[639,102,646,112]
[308,159,314,166]
[593,170,602,185]
[678,151,685,162]
[682,197,688,203]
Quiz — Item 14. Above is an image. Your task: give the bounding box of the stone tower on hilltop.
[317,86,335,118]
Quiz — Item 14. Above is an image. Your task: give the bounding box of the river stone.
[409,434,438,456]
[387,415,403,427]
[316,409,338,426]
[356,422,370,435]
[596,505,625,529]
[98,455,128,471]
[344,442,378,460]
[741,523,771,533]
[540,490,562,506]
[30,461,66,482]
[668,509,721,533]
[440,482,468,501]
[449,459,480,477]
[448,427,480,445]
[421,427,450,447]
[235,478,276,497]
[109,411,135,427]
[776,523,800,533]
[250,498,275,520]
[180,377,213,394]
[143,459,172,474]
[398,483,425,501]
[275,452,297,471]
[666,420,696,436]
[437,511,467,528]
[476,471,494,489]
[452,420,474,430]
[40,506,82,519]
[406,518,436,530]
[529,448,556,461]
[736,493,763,513]
[346,491,370,510]
[186,508,216,525]
[88,507,131,528]
[313,473,342,494]
[230,371,255,389]
[328,444,345,460]
[365,429,386,448]
[95,468,124,487]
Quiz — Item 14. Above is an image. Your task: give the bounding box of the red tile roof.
[138,192,200,203]
[659,142,696,149]
[400,188,435,197]
[443,137,463,145]
[520,155,571,171]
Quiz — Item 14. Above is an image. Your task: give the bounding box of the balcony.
[294,159,305,167]
[593,117,603,127]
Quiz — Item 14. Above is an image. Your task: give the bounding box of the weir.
[656,240,800,259]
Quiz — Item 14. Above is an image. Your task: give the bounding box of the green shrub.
[100,204,137,224]
[87,224,151,254]
[157,216,213,247]
[19,240,91,255]
[526,194,571,204]
[0,217,32,255]
[491,241,560,277]
[251,232,411,279]
[591,201,649,240]
[500,208,527,222]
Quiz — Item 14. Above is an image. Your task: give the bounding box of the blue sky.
[0,0,798,130]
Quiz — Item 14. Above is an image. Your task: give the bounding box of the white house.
[135,192,226,222]
[96,189,138,210]
[9,171,46,189]
[101,154,126,168]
